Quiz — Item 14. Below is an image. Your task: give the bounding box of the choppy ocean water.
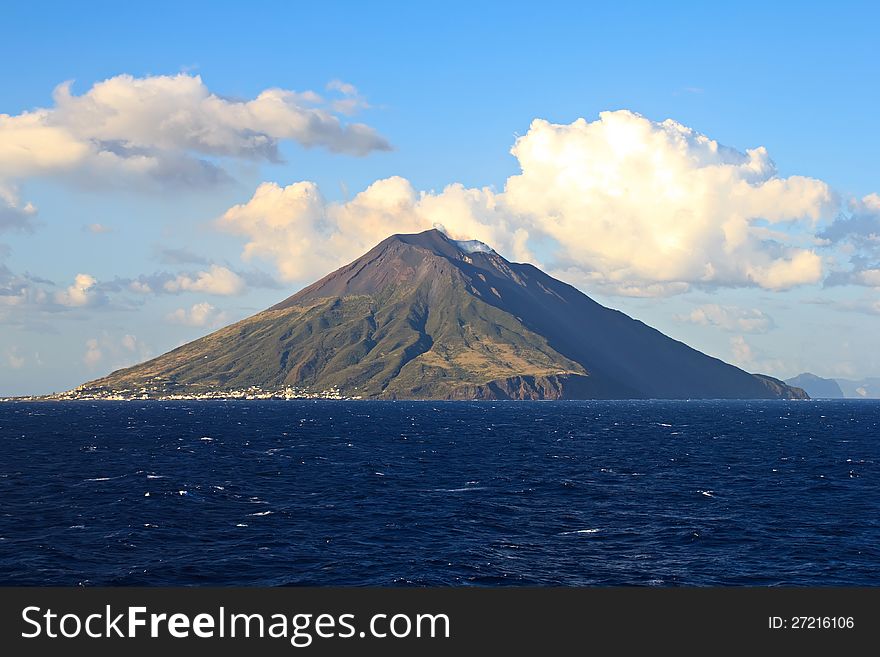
[0,399,877,586]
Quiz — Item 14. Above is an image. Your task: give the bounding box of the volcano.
[81,229,807,400]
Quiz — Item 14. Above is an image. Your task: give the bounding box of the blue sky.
[1,1,878,394]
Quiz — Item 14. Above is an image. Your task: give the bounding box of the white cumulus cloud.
[857,270,880,287]
[217,110,842,296]
[55,273,98,307]
[0,73,391,219]
[166,302,227,328]
[503,111,834,294]
[676,304,774,333]
[162,265,245,296]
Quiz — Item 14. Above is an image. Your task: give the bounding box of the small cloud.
[127,280,154,294]
[83,338,102,367]
[675,304,775,334]
[327,79,359,96]
[162,265,245,296]
[120,265,260,297]
[331,98,371,116]
[84,223,113,234]
[0,186,38,233]
[820,193,880,246]
[857,269,880,287]
[83,333,150,370]
[820,193,880,288]
[1,266,135,326]
[729,335,787,376]
[551,269,691,298]
[166,301,227,328]
[326,79,370,115]
[730,335,755,365]
[55,273,99,307]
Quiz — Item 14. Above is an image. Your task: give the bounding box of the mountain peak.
[381,228,464,259]
[269,228,505,312]
[386,228,497,258]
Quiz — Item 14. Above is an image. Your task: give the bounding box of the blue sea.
[0,400,877,586]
